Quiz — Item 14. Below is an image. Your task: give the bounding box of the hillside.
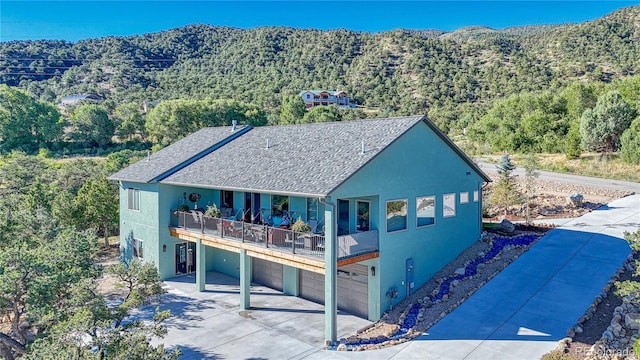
[1,6,640,131]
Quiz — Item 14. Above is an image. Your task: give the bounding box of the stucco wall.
[119,181,161,272]
[331,121,485,316]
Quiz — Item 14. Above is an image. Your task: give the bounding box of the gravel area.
[483,171,634,221]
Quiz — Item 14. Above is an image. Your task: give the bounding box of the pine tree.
[490,154,522,218]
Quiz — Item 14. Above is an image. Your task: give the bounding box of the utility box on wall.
[406,258,414,296]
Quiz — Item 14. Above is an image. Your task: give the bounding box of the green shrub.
[204,204,222,218]
[621,117,640,164]
[540,351,578,360]
[291,217,311,233]
[634,337,640,357]
[177,203,190,212]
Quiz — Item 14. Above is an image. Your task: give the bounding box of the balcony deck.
[169,211,379,273]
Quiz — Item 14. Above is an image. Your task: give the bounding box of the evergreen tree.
[621,117,640,164]
[70,104,115,148]
[279,95,306,124]
[580,91,635,154]
[490,153,521,217]
[302,105,342,123]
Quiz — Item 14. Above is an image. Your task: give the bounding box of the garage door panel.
[300,269,324,304]
[252,258,283,291]
[300,264,369,319]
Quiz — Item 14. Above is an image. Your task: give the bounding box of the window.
[473,190,479,202]
[307,197,318,221]
[133,238,144,259]
[271,195,289,217]
[460,192,469,204]
[221,190,234,209]
[356,200,370,232]
[443,193,456,218]
[386,199,407,233]
[127,188,140,211]
[416,196,435,227]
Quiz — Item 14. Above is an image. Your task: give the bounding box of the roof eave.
[158,180,327,198]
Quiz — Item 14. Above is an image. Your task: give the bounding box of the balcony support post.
[320,197,337,343]
[195,237,206,292]
[239,248,251,310]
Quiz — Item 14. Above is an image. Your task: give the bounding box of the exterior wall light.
[371,266,375,276]
[163,244,167,252]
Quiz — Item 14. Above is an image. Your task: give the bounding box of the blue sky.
[1,1,638,42]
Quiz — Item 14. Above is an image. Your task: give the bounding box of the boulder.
[602,329,614,341]
[625,313,640,330]
[568,193,584,207]
[499,219,515,234]
[454,267,466,276]
[574,325,583,334]
[611,322,624,337]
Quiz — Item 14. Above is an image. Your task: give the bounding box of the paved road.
[475,158,640,194]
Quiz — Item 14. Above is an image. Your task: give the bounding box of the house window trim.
[356,200,371,232]
[386,198,408,234]
[460,192,469,204]
[127,188,140,211]
[271,194,290,217]
[443,193,456,218]
[221,190,234,210]
[416,195,436,229]
[306,197,319,222]
[133,238,144,259]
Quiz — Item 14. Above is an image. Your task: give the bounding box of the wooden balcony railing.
[169,211,378,260]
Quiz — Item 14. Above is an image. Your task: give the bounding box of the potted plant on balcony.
[291,217,311,233]
[205,204,222,218]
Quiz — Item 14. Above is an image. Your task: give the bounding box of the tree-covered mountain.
[1,6,640,133]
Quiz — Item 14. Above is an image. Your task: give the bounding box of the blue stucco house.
[108,115,490,342]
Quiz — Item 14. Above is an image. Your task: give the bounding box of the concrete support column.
[196,238,206,292]
[239,248,252,310]
[283,265,300,296]
[323,200,338,343]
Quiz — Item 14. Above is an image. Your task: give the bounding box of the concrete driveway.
[144,194,638,360]
[144,271,372,359]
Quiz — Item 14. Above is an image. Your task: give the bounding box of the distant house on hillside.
[299,90,355,109]
[60,93,102,107]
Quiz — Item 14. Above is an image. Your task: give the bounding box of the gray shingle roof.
[160,116,426,196]
[107,125,248,183]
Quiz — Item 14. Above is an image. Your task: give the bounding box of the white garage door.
[299,264,369,318]
[252,258,283,291]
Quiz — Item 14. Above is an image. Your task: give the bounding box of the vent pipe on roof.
[232,119,237,132]
[361,140,365,155]
[147,150,151,161]
[266,138,270,150]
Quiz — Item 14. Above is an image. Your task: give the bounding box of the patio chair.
[309,220,319,234]
[191,210,202,223]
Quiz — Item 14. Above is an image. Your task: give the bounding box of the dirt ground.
[95,244,125,301]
